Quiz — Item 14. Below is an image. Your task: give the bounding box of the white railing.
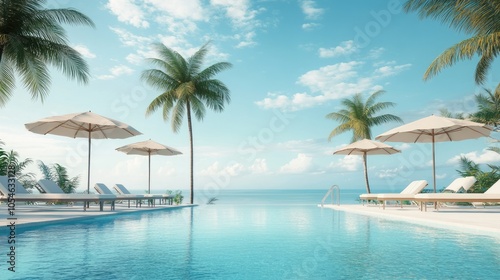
[320,185,340,207]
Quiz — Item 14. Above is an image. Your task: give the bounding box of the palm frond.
[0,59,15,107]
[40,8,95,28]
[38,160,53,180]
[187,41,210,77]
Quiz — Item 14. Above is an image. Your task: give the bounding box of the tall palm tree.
[471,83,500,131]
[404,0,500,84]
[0,0,95,106]
[327,91,402,194]
[326,90,403,142]
[143,42,232,204]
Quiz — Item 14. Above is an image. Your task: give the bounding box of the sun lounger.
[95,183,145,208]
[0,177,116,211]
[414,178,500,211]
[359,180,428,207]
[113,184,173,206]
[440,176,477,193]
[373,180,429,209]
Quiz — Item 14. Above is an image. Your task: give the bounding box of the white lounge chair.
[371,180,429,209]
[441,176,477,193]
[95,183,145,208]
[0,177,116,211]
[359,180,428,206]
[113,184,174,206]
[414,178,500,211]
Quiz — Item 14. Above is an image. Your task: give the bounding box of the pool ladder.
[320,185,340,207]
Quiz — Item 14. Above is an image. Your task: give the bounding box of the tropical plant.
[143,42,232,204]
[404,0,500,84]
[173,190,184,205]
[456,156,500,193]
[470,83,500,130]
[0,0,95,106]
[0,140,7,173]
[38,161,79,193]
[326,90,403,142]
[439,108,465,119]
[0,149,36,188]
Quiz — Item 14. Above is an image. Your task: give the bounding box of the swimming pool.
[7,194,500,279]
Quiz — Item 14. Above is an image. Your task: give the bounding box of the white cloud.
[329,155,361,172]
[256,61,374,111]
[447,149,500,165]
[110,27,152,47]
[256,59,412,111]
[125,53,143,65]
[97,65,134,80]
[377,167,400,178]
[200,161,247,177]
[157,165,176,177]
[319,40,357,58]
[374,63,412,77]
[211,0,258,27]
[395,143,412,151]
[155,16,198,35]
[73,44,96,59]
[146,0,205,21]
[368,47,385,59]
[249,158,268,174]
[106,0,149,28]
[235,31,257,48]
[302,23,320,30]
[279,153,313,174]
[301,0,324,19]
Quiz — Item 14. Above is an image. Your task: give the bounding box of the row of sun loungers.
[0,176,173,212]
[359,176,500,211]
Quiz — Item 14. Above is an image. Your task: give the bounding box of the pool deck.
[321,203,500,236]
[0,203,195,227]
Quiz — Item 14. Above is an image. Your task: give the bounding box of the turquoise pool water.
[5,189,500,279]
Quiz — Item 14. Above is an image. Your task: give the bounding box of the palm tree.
[142,42,232,204]
[38,161,79,193]
[0,0,95,106]
[326,90,403,142]
[471,83,500,131]
[327,90,402,194]
[404,0,500,84]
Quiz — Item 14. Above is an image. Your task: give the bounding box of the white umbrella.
[116,139,182,194]
[25,111,142,195]
[376,115,493,192]
[333,139,400,193]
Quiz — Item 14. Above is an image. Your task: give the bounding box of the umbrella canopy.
[376,115,493,192]
[333,139,400,194]
[116,139,182,194]
[25,111,142,194]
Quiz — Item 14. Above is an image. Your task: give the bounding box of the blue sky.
[1,0,499,196]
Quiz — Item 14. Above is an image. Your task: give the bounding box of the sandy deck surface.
[320,203,500,236]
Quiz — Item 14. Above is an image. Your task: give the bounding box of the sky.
[1,0,499,198]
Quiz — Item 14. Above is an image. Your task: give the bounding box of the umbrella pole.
[363,153,370,194]
[148,151,151,207]
[148,152,151,195]
[432,133,436,193]
[87,129,91,208]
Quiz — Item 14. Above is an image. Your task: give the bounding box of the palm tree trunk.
[186,101,194,204]
[363,153,371,193]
